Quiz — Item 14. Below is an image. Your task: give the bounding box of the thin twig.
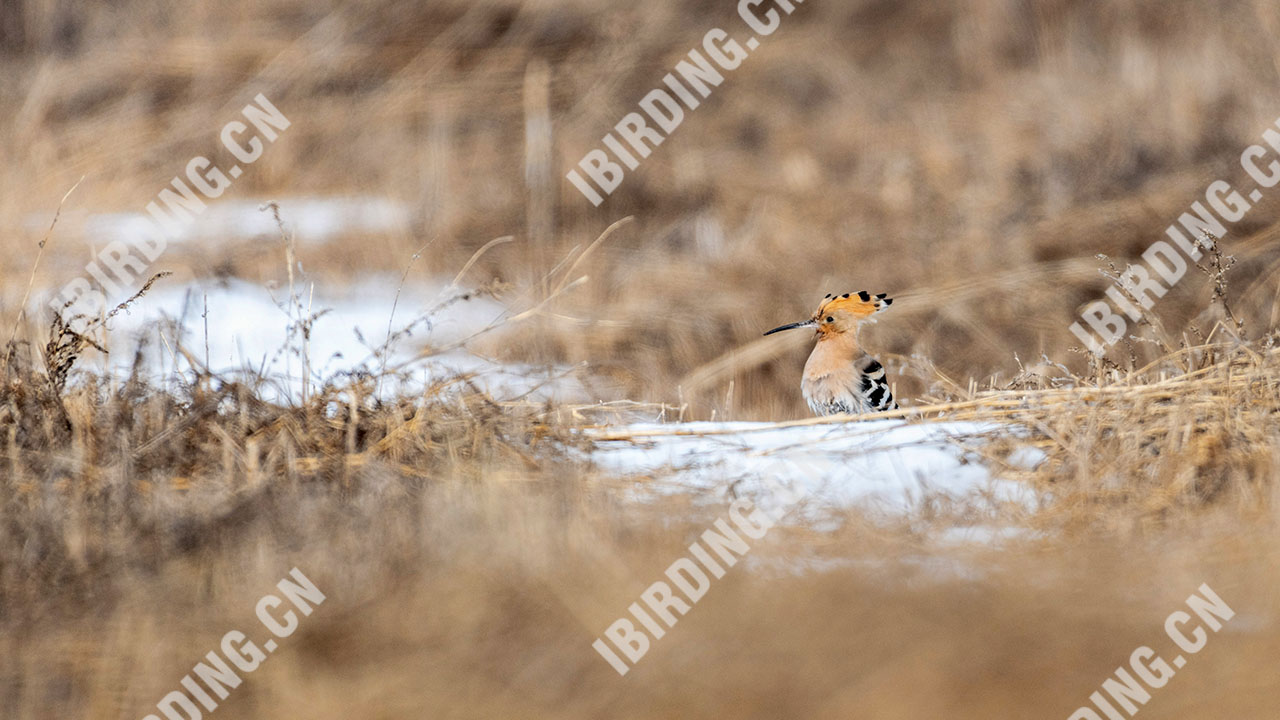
[5,176,84,366]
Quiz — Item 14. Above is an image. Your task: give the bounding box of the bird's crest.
[816,291,892,321]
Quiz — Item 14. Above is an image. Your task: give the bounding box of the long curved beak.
[763,320,816,336]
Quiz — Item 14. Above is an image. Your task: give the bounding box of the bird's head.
[763,291,893,338]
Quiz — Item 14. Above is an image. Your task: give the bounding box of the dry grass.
[2,0,1280,718]
[2,255,1278,717]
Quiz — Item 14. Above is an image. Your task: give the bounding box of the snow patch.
[588,419,1038,532]
[89,277,586,404]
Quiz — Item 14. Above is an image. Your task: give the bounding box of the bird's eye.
[825,316,834,323]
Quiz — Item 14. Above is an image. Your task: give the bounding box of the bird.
[764,291,897,417]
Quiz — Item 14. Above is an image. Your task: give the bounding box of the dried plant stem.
[5,176,83,368]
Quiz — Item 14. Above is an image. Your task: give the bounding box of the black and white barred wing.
[857,358,897,412]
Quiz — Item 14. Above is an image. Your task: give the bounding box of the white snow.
[588,419,1038,532]
[88,276,588,404]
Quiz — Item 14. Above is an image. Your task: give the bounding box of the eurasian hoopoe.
[764,291,897,417]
